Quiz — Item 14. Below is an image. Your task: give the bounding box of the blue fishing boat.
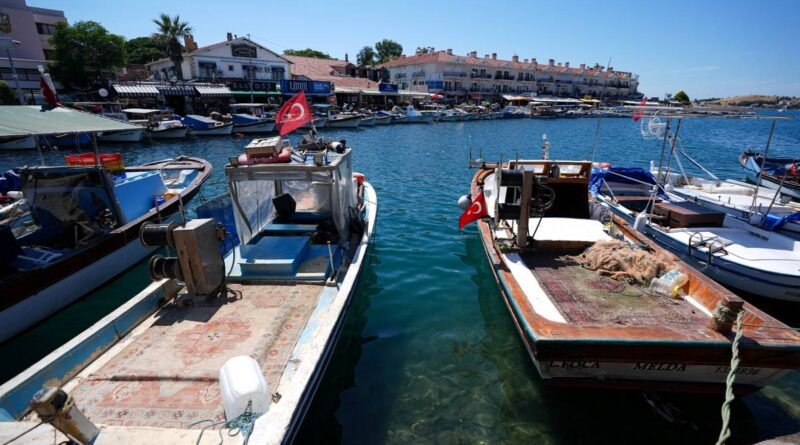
[181,114,234,136]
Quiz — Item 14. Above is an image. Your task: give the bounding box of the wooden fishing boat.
[0,156,212,343]
[467,159,800,393]
[0,139,377,445]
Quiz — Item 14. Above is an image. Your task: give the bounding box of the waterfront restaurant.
[378,48,640,104]
[145,33,291,102]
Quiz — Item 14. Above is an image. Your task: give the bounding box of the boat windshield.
[225,150,355,245]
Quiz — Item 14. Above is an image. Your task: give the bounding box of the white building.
[0,0,67,100]
[146,33,291,98]
[378,49,639,103]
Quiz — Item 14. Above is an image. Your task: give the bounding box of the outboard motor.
[140,219,226,296]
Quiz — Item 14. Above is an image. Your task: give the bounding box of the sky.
[30,0,800,99]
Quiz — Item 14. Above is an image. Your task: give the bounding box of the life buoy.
[237,148,293,165]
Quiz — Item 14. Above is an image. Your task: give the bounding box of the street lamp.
[0,37,24,104]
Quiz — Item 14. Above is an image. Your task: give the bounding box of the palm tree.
[152,13,192,81]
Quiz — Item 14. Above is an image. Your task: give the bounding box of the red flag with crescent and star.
[459,192,489,230]
[275,91,312,136]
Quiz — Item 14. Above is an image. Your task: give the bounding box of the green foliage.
[356,46,375,66]
[416,46,434,54]
[375,39,403,63]
[49,21,126,88]
[283,48,331,59]
[152,13,192,80]
[674,90,690,103]
[126,36,166,65]
[0,81,16,105]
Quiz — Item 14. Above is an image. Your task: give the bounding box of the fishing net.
[568,240,674,285]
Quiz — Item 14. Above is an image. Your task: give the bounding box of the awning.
[156,85,196,97]
[0,106,143,137]
[334,87,362,95]
[231,91,267,97]
[502,95,530,101]
[194,85,233,98]
[112,84,160,97]
[360,89,384,96]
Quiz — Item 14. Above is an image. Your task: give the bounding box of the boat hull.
[148,126,189,139]
[233,120,276,133]
[360,116,376,126]
[326,116,362,128]
[97,128,145,143]
[374,116,391,125]
[191,123,233,136]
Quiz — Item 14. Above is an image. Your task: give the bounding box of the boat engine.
[139,218,226,296]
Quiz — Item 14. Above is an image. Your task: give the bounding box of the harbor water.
[2,114,799,444]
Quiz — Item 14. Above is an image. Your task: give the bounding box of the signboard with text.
[226,80,277,92]
[378,83,399,94]
[279,80,332,96]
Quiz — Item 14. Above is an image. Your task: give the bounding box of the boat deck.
[674,185,798,215]
[54,283,322,429]
[520,250,708,326]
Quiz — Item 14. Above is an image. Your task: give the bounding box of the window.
[271,67,285,80]
[36,23,57,35]
[228,65,234,71]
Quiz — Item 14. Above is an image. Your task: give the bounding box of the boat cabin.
[222,147,357,282]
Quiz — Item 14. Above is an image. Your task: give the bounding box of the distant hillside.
[718,95,779,106]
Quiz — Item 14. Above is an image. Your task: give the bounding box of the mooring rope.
[716,309,746,445]
[190,400,259,445]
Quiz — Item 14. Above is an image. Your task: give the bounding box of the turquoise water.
[2,114,800,444]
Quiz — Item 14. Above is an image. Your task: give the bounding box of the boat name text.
[633,363,686,372]
[548,361,600,369]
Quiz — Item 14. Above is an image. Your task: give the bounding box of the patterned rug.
[70,283,320,429]
[521,251,707,326]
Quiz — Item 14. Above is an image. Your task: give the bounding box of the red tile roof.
[284,55,380,89]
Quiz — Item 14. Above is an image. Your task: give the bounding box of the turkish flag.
[275,91,312,135]
[632,96,646,122]
[459,192,489,230]
[40,75,61,107]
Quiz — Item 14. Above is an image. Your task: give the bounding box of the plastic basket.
[65,153,125,172]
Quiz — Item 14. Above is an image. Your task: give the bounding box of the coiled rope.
[716,309,746,445]
[190,400,260,445]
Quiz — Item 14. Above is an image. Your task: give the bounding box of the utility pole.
[0,37,24,104]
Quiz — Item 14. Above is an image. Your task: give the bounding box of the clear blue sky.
[32,0,799,99]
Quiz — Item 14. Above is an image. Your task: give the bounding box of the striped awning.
[194,86,233,98]
[156,85,197,97]
[112,84,160,97]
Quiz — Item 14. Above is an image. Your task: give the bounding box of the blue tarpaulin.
[589,167,667,198]
[762,211,800,232]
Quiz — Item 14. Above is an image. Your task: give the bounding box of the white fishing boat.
[591,166,800,302]
[71,102,146,143]
[360,115,376,126]
[0,135,36,150]
[374,114,392,125]
[400,105,434,123]
[124,108,190,139]
[657,168,800,240]
[326,113,361,128]
[0,138,377,445]
[96,127,146,143]
[740,150,800,201]
[230,103,277,133]
[439,109,468,122]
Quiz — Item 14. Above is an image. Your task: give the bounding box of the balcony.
[469,73,493,79]
[411,71,426,78]
[443,71,467,78]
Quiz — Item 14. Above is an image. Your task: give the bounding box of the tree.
[283,48,331,59]
[152,13,192,80]
[356,46,375,66]
[0,81,16,105]
[126,36,166,65]
[49,21,126,88]
[375,39,403,63]
[674,90,690,104]
[416,46,435,54]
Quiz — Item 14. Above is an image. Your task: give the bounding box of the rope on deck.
[191,400,259,445]
[715,310,745,445]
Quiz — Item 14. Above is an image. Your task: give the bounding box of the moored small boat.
[326,113,362,128]
[740,150,800,200]
[181,114,234,136]
[231,114,277,133]
[465,159,800,393]
[123,108,189,140]
[360,115,376,126]
[0,155,212,343]
[96,128,145,143]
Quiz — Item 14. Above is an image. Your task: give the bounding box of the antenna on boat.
[750,120,776,211]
